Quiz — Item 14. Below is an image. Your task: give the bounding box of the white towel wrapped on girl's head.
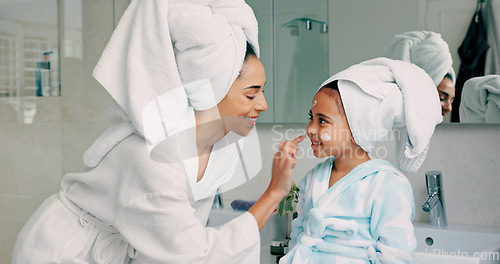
[84,0,259,168]
[459,75,500,123]
[381,30,456,86]
[319,57,442,173]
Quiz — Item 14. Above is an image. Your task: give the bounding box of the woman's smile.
[245,116,258,126]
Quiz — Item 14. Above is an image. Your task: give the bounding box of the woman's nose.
[255,93,268,112]
[442,100,452,112]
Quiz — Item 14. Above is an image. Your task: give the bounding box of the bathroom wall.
[0,0,499,262]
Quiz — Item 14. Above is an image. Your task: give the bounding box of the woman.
[381,30,457,118]
[12,1,303,263]
[437,73,455,118]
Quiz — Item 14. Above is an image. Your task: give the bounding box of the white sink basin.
[412,222,500,264]
[207,213,500,264]
[207,208,287,244]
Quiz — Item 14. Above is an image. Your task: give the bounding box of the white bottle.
[50,49,60,96]
[41,52,52,97]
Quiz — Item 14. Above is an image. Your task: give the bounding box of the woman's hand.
[248,134,305,230]
[268,134,305,199]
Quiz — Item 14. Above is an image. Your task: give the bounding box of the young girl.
[280,57,443,264]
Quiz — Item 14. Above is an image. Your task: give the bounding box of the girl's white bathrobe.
[12,132,260,264]
[280,158,416,264]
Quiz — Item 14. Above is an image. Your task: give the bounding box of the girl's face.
[437,77,455,117]
[217,56,267,136]
[306,89,357,159]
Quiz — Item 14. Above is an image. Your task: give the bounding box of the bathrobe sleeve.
[109,137,260,263]
[369,172,417,263]
[115,191,260,263]
[289,176,308,248]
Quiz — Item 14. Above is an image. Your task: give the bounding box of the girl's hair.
[319,80,347,120]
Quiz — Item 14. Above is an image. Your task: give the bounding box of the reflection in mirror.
[380,30,457,121]
[274,0,329,123]
[0,0,59,97]
[459,75,500,123]
[248,0,329,123]
[0,0,61,123]
[451,0,499,123]
[329,0,500,125]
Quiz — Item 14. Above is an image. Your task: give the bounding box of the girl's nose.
[306,123,317,137]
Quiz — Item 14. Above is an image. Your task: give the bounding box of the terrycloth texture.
[381,30,456,86]
[85,0,259,167]
[319,57,442,173]
[84,103,135,167]
[13,134,261,263]
[459,75,500,123]
[280,158,416,264]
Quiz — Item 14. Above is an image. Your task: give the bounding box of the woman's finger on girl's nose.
[291,134,306,144]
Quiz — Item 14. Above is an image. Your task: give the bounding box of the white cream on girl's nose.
[321,133,331,141]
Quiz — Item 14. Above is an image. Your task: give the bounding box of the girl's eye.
[308,111,313,120]
[439,97,445,101]
[247,96,255,100]
[319,118,327,124]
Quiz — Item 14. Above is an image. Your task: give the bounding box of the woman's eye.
[308,111,313,120]
[247,96,255,100]
[320,118,327,124]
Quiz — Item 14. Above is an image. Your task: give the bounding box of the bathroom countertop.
[413,221,500,233]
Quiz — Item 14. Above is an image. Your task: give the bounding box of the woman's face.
[437,77,455,117]
[306,89,357,159]
[217,55,267,136]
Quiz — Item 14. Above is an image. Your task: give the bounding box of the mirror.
[2,0,498,124]
[0,0,60,97]
[330,0,500,124]
[248,0,329,123]
[250,0,500,124]
[0,0,61,124]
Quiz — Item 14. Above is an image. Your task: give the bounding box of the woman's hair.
[237,42,258,78]
[319,80,347,120]
[443,73,453,80]
[244,42,257,61]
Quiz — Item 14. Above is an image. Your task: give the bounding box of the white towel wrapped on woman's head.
[459,75,500,123]
[319,57,442,173]
[84,0,259,167]
[381,30,456,86]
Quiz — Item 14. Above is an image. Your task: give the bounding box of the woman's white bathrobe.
[280,158,416,264]
[12,132,260,264]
